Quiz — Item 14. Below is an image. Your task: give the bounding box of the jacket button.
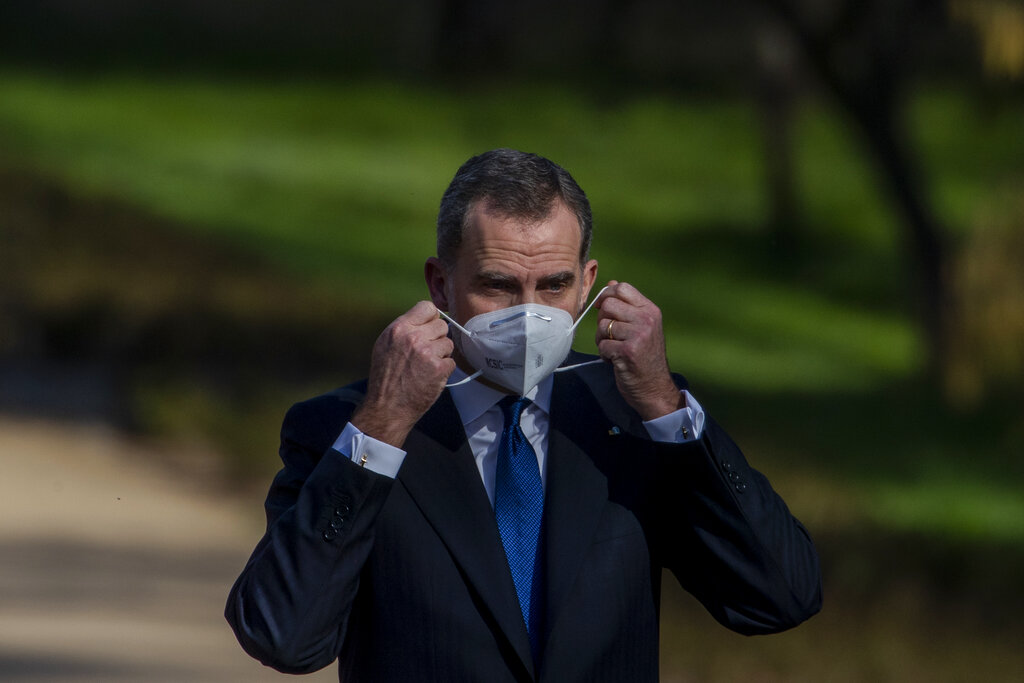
[721,460,733,471]
[335,505,350,516]
[734,482,747,494]
[322,529,338,541]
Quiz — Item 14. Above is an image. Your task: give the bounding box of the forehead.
[457,200,582,274]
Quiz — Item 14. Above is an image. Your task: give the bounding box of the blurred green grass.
[0,72,933,387]
[1,70,1022,547]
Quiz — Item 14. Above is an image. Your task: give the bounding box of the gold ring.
[606,319,616,341]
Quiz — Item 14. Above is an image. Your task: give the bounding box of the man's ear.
[424,257,450,311]
[579,258,599,311]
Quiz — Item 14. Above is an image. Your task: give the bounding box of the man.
[226,149,821,682]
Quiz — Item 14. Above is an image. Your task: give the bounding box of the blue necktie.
[494,395,544,660]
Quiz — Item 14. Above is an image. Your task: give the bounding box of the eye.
[543,278,572,294]
[484,279,513,292]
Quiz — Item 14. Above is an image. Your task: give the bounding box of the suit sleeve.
[651,416,822,635]
[225,395,394,674]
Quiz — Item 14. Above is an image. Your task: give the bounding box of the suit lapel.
[541,371,613,650]
[398,391,535,679]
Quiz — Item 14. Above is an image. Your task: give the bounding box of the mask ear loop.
[437,309,485,387]
[445,371,483,387]
[569,285,609,333]
[438,309,469,336]
[556,284,611,373]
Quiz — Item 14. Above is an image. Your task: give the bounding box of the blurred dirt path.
[0,416,337,683]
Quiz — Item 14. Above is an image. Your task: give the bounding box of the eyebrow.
[474,270,577,289]
[476,271,519,286]
[538,271,576,289]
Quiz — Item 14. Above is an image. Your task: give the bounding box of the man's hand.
[595,281,683,421]
[350,301,455,448]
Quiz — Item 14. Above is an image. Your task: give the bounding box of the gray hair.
[436,149,593,266]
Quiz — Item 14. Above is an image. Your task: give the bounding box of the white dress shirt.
[332,365,705,503]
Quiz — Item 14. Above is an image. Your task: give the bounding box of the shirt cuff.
[331,421,407,478]
[642,389,706,443]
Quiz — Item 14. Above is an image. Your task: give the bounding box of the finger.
[421,316,452,340]
[608,281,650,307]
[595,335,627,363]
[600,317,630,341]
[597,314,629,350]
[596,282,650,317]
[594,280,620,308]
[597,295,640,324]
[405,300,442,324]
[431,334,455,358]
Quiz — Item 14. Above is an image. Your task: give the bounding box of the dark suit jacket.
[226,353,821,682]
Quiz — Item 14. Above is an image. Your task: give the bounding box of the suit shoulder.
[565,350,690,392]
[282,379,368,452]
[287,379,368,416]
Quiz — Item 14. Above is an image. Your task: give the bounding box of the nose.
[503,287,533,308]
[517,291,537,306]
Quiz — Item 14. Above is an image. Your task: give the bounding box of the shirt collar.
[447,367,553,426]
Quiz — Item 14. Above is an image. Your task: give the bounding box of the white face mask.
[439,286,608,396]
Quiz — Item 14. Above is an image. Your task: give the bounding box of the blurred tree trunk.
[435,0,510,76]
[754,24,802,251]
[436,0,474,74]
[592,0,632,80]
[764,0,950,379]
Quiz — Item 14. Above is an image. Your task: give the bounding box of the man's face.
[426,198,599,330]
